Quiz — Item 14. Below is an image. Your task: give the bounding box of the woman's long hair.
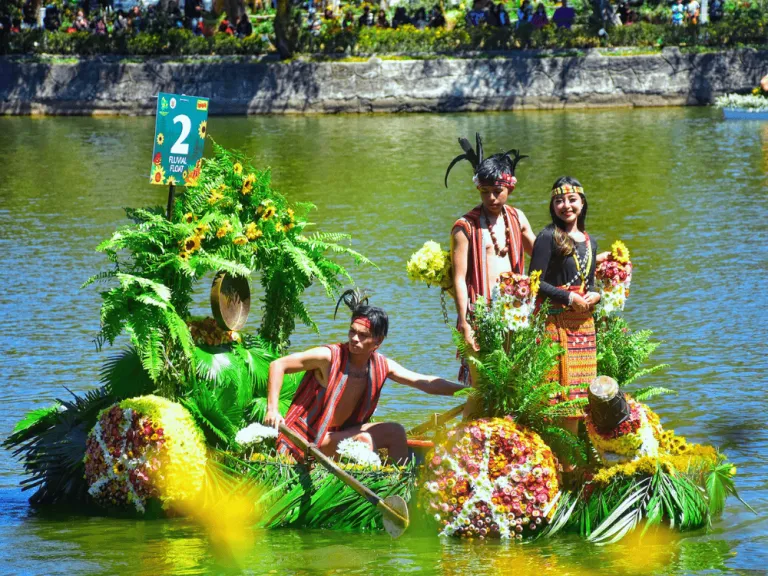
[549,175,588,257]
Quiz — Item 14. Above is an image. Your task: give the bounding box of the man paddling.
[264,290,465,464]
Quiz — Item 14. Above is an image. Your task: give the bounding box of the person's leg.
[360,421,408,464]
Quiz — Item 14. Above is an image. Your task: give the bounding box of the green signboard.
[150,92,209,187]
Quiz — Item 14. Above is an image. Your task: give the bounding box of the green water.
[0,109,766,575]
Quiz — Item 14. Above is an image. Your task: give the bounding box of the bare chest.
[329,375,368,427]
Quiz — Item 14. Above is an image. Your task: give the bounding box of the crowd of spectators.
[0,0,257,38]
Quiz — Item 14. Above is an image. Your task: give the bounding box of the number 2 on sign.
[171,114,191,155]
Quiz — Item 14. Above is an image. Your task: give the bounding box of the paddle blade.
[381,495,409,539]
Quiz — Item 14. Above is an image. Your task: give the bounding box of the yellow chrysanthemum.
[183,235,202,253]
[611,240,630,264]
[233,162,243,175]
[245,222,261,241]
[275,223,285,233]
[216,220,233,238]
[198,120,207,140]
[286,208,295,221]
[233,236,248,246]
[156,133,164,146]
[208,191,224,205]
[406,241,450,287]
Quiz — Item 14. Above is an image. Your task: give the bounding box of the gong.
[210,271,251,331]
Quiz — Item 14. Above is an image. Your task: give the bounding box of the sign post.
[150,92,210,220]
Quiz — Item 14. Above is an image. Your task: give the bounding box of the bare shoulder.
[514,207,531,227]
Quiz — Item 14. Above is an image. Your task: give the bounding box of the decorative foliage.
[84,396,207,514]
[715,93,768,110]
[221,452,414,532]
[422,417,559,539]
[595,315,667,387]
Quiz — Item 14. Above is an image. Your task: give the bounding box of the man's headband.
[551,183,585,197]
[474,173,517,190]
[351,316,371,330]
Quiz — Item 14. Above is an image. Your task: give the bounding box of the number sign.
[150,92,209,187]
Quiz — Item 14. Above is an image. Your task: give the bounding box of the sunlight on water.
[0,108,766,574]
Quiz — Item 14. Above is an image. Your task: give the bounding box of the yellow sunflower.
[529,269,542,297]
[241,180,253,195]
[233,236,248,246]
[208,191,224,205]
[216,220,233,238]
[275,223,285,233]
[263,205,276,219]
[165,176,177,186]
[150,164,166,186]
[611,240,630,264]
[194,223,210,236]
[233,162,243,175]
[286,208,295,222]
[183,235,202,253]
[156,133,164,146]
[245,222,261,240]
[183,212,195,223]
[198,120,207,139]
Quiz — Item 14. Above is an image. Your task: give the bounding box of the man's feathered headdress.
[444,133,528,188]
[334,287,370,319]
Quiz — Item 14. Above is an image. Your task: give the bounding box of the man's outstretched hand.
[460,322,479,352]
[264,408,285,430]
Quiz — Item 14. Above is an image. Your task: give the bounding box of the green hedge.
[1,14,766,57]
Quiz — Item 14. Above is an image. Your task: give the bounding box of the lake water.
[0,109,766,575]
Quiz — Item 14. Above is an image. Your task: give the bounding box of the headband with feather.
[334,287,371,320]
[445,133,528,188]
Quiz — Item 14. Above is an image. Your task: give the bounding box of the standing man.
[446,134,536,366]
[264,290,465,464]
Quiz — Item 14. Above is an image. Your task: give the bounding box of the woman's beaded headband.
[551,183,585,197]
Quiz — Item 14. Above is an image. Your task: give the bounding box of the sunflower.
[233,236,248,246]
[184,235,202,253]
[183,212,195,223]
[151,165,166,185]
[275,223,285,233]
[165,176,177,186]
[611,240,630,264]
[156,133,164,146]
[263,205,276,219]
[208,191,224,205]
[198,120,207,139]
[245,222,261,240]
[194,223,210,236]
[241,180,253,195]
[286,208,295,222]
[233,162,243,175]
[179,250,189,261]
[216,220,233,238]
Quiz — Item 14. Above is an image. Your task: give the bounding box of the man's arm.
[515,208,536,257]
[387,359,467,396]
[451,225,477,350]
[264,346,332,428]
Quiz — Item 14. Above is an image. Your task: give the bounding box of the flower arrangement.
[595,241,632,317]
[715,93,768,111]
[84,395,207,514]
[585,397,660,461]
[406,241,453,292]
[490,271,541,332]
[187,316,241,347]
[422,417,559,540]
[235,422,278,448]
[336,438,382,467]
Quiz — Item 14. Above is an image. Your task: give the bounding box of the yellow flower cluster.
[120,395,207,507]
[241,173,256,195]
[592,455,671,485]
[245,222,262,241]
[406,241,452,289]
[217,219,234,238]
[529,269,541,297]
[611,240,630,264]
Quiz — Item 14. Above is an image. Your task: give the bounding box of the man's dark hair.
[475,154,516,186]
[335,288,389,341]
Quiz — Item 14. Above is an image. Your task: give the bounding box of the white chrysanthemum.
[235,422,278,446]
[336,438,382,466]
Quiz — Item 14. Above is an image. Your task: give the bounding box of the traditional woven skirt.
[544,308,597,401]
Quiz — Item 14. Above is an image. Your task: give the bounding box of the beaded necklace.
[563,234,592,291]
[482,207,511,257]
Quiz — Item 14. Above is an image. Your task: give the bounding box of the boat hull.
[722,108,768,120]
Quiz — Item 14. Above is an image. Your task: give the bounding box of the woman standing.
[529,177,605,430]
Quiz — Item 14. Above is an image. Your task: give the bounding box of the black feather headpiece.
[444,133,528,188]
[334,287,370,319]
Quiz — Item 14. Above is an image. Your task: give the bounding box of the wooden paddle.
[278,424,410,538]
[405,403,466,437]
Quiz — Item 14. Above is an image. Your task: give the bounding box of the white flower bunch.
[235,422,278,446]
[715,93,768,111]
[596,282,628,317]
[336,438,382,466]
[490,285,536,332]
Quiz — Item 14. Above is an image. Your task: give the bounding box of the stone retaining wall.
[1,48,765,115]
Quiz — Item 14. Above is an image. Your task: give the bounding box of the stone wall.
[1,48,765,115]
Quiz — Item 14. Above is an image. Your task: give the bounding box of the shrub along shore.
[1,15,766,57]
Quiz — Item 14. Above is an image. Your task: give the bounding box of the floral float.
[422,417,559,539]
[84,395,207,514]
[595,240,632,317]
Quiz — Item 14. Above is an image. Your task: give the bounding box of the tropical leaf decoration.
[454,305,588,464]
[595,315,668,388]
[3,387,114,507]
[219,452,415,532]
